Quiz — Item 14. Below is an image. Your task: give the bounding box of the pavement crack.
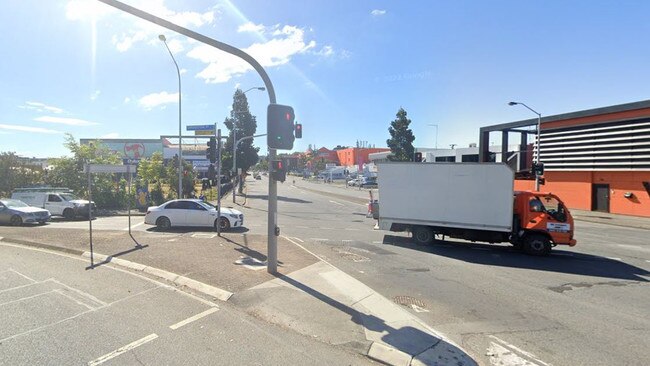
[548,280,644,293]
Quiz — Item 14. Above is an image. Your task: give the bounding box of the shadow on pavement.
[275,274,476,364]
[85,243,149,270]
[382,235,650,282]
[245,194,312,204]
[221,234,284,265]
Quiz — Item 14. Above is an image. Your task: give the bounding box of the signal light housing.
[270,160,286,182]
[267,104,295,150]
[206,137,217,163]
[295,123,302,139]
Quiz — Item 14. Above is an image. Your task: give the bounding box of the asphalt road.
[0,242,372,365]
[241,176,650,366]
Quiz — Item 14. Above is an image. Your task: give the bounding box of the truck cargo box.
[377,162,514,232]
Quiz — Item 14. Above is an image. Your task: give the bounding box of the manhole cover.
[393,295,426,308]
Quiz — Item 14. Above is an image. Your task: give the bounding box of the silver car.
[0,199,51,226]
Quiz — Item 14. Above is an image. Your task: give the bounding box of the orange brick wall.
[515,171,650,217]
[336,148,390,166]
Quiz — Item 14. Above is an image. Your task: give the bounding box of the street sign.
[85,164,136,174]
[195,130,214,136]
[186,124,215,131]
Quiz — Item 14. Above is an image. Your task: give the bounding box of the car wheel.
[215,217,230,231]
[523,234,552,256]
[10,215,23,226]
[413,226,434,245]
[63,208,75,220]
[156,216,171,230]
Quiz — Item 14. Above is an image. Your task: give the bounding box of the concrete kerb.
[81,251,233,301]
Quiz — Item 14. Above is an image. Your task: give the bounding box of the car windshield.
[1,199,29,208]
[60,193,80,201]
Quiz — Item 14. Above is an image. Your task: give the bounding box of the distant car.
[347,178,359,187]
[144,199,244,231]
[359,177,378,188]
[0,199,51,226]
[255,174,262,180]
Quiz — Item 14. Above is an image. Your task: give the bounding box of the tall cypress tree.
[223,89,260,191]
[386,107,415,161]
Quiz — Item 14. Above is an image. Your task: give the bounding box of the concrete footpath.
[0,225,477,366]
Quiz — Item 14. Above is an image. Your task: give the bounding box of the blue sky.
[2,0,650,158]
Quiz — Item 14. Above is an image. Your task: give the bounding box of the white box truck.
[376,162,576,255]
[11,187,95,220]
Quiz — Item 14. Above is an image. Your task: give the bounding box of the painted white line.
[0,290,53,307]
[0,308,96,344]
[309,238,329,241]
[122,222,145,231]
[319,227,334,230]
[646,260,650,263]
[606,257,622,261]
[48,279,108,307]
[290,237,304,243]
[488,335,551,366]
[10,269,38,283]
[344,228,359,231]
[372,241,383,244]
[329,200,344,206]
[87,333,158,366]
[169,307,219,330]
[295,225,309,229]
[342,240,354,243]
[53,289,96,311]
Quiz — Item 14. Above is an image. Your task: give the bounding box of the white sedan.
[144,199,244,231]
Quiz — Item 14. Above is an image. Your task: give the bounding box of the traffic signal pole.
[96,0,279,274]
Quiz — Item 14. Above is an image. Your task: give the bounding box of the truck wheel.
[10,215,23,226]
[523,234,551,256]
[413,226,434,245]
[63,208,75,220]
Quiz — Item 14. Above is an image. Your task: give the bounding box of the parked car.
[144,199,244,231]
[0,199,51,226]
[347,178,359,187]
[359,177,378,188]
[11,188,94,220]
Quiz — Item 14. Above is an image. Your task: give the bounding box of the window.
[187,202,206,211]
[165,201,182,209]
[461,154,479,162]
[435,156,456,162]
[48,194,62,202]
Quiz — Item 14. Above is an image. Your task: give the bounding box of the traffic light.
[532,162,544,176]
[207,164,215,181]
[271,160,286,182]
[295,123,302,139]
[267,104,295,150]
[206,137,217,163]
[415,152,423,162]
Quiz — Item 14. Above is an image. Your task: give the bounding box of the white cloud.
[34,116,99,126]
[101,132,119,138]
[138,91,178,109]
[180,68,188,75]
[238,22,265,33]
[315,45,334,57]
[90,90,101,101]
[371,9,387,16]
[21,101,64,114]
[0,124,62,134]
[189,24,316,84]
[124,97,131,104]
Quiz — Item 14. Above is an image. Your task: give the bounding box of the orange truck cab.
[512,191,577,255]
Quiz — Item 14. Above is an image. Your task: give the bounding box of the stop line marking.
[87,333,158,366]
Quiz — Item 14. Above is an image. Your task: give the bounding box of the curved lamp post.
[159,34,183,198]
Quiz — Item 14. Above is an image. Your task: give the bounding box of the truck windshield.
[60,193,80,201]
[539,195,567,222]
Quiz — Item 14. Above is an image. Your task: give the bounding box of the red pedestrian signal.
[295,123,302,139]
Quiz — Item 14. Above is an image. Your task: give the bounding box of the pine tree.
[386,107,415,161]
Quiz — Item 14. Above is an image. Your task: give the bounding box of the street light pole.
[232,86,265,203]
[159,34,183,198]
[508,101,542,191]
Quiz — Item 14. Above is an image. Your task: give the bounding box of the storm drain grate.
[393,295,426,308]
